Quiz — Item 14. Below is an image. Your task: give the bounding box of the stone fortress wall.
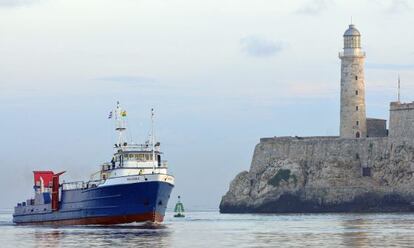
[389,102,414,139]
[220,135,414,213]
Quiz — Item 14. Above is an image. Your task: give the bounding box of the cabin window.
[356,121,359,126]
[356,106,358,111]
[355,76,358,80]
[355,90,358,95]
[157,154,161,167]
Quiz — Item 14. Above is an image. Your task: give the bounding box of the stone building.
[339,24,367,138]
[339,24,392,139]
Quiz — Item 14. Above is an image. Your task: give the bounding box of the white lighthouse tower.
[339,24,366,138]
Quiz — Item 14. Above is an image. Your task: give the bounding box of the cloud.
[96,75,157,85]
[296,0,331,15]
[0,0,41,7]
[366,63,414,70]
[385,0,411,14]
[240,35,283,58]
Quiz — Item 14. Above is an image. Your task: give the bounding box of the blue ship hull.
[13,181,174,225]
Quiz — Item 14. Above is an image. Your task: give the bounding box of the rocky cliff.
[220,136,414,213]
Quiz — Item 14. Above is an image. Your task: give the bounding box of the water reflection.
[341,217,369,248]
[4,213,414,247]
[339,214,414,247]
[31,224,172,248]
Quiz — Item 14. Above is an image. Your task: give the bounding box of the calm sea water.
[1,210,414,247]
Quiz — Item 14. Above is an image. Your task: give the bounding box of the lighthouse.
[339,24,367,138]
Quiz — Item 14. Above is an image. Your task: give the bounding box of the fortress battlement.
[390,101,414,111]
[260,136,339,143]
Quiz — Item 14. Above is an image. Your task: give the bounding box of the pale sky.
[0,0,413,209]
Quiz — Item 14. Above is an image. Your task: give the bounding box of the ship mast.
[151,108,155,172]
[115,101,126,146]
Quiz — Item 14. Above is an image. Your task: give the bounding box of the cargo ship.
[13,103,174,225]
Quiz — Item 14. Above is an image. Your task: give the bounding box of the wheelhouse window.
[144,154,153,161]
[138,154,145,161]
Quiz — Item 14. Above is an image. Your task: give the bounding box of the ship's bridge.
[111,142,167,169]
[90,142,168,181]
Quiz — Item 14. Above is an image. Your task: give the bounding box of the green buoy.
[174,196,185,217]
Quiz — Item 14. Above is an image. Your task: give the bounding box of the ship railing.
[86,179,105,189]
[62,179,106,191]
[62,181,86,190]
[114,144,161,152]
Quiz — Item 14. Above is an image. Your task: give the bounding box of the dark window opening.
[356,121,359,126]
[355,90,359,95]
[157,154,161,167]
[355,153,359,159]
[355,76,358,80]
[158,200,163,206]
[356,106,359,111]
[362,167,371,177]
[356,132,360,138]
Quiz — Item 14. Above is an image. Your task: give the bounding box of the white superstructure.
[85,102,174,187]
